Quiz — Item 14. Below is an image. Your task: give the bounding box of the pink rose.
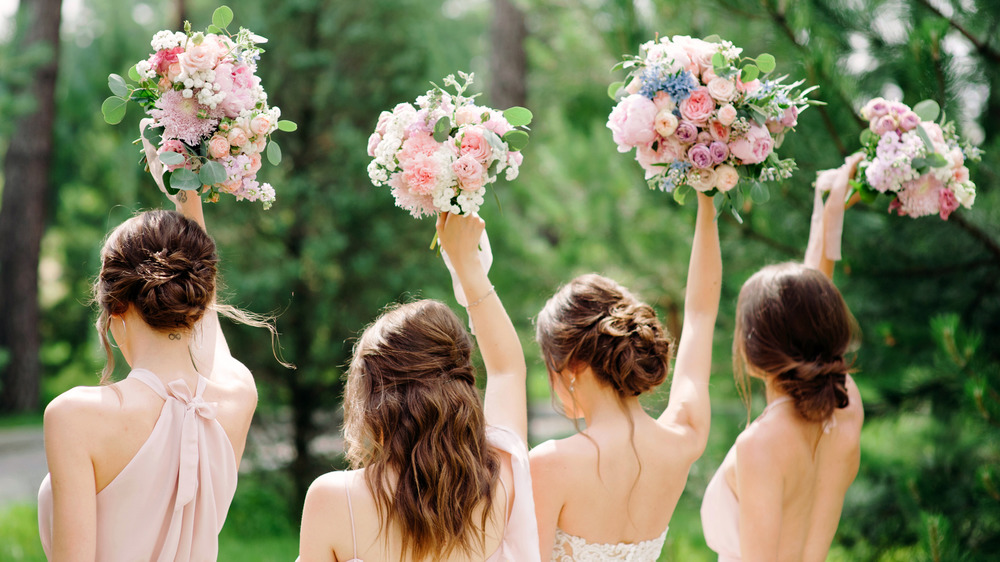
[208,135,230,159]
[166,62,182,82]
[654,110,679,138]
[455,105,483,126]
[674,121,699,143]
[871,115,897,136]
[780,106,798,128]
[157,76,172,92]
[652,91,676,112]
[679,87,715,124]
[766,119,784,134]
[483,111,514,137]
[452,154,485,191]
[708,120,730,142]
[706,77,736,103]
[953,166,970,184]
[717,104,737,126]
[227,127,250,149]
[375,112,392,136]
[159,140,189,172]
[736,78,760,93]
[701,68,717,85]
[862,98,889,120]
[367,133,381,157]
[220,178,242,194]
[688,167,717,192]
[460,126,493,164]
[709,141,729,163]
[714,164,739,191]
[250,115,272,136]
[248,153,262,175]
[688,144,713,168]
[180,39,219,75]
[939,187,960,220]
[508,151,524,168]
[607,94,658,152]
[402,155,441,195]
[729,122,774,164]
[922,122,946,144]
[150,47,184,75]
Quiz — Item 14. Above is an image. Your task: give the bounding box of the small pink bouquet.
[608,35,818,221]
[102,6,296,209]
[366,72,531,220]
[853,98,980,220]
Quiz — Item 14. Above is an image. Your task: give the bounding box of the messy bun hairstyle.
[734,263,856,423]
[94,210,217,382]
[344,300,500,561]
[536,274,673,399]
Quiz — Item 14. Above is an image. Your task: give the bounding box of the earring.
[569,377,576,393]
[109,317,126,349]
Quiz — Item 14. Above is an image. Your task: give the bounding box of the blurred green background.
[1,0,998,560]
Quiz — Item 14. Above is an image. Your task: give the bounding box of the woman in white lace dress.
[530,193,721,561]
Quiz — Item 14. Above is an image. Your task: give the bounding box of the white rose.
[714,164,739,192]
[688,167,717,192]
[707,77,737,103]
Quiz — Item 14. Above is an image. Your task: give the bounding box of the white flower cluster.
[151,30,187,51]
[134,60,157,81]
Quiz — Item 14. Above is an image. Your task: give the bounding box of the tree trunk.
[0,0,62,412]
[489,0,528,108]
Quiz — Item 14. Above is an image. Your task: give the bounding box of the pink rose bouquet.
[102,6,296,209]
[367,72,531,220]
[608,35,819,221]
[853,97,980,220]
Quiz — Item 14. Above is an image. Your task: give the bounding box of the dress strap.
[497,473,510,529]
[126,368,169,399]
[345,482,359,562]
[760,396,793,419]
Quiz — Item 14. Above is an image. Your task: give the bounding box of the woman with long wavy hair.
[530,192,721,561]
[700,155,865,562]
[297,213,538,562]
[37,191,278,561]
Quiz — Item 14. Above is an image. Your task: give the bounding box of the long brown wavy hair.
[94,210,286,383]
[344,300,501,561]
[734,263,858,422]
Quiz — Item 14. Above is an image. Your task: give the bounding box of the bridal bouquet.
[608,35,819,221]
[101,6,296,209]
[366,72,531,219]
[852,98,980,220]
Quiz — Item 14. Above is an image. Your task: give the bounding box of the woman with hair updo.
[700,154,866,562]
[530,193,721,561]
[297,213,538,562]
[38,193,273,561]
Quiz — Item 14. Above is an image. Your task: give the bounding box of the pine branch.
[914,0,1000,64]
[950,212,1000,265]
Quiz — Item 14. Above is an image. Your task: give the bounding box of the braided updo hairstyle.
[94,210,217,383]
[734,263,856,422]
[344,300,500,561]
[536,274,673,399]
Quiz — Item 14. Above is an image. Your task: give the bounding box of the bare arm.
[298,474,347,562]
[529,441,565,560]
[736,433,784,561]
[805,153,863,279]
[657,193,721,457]
[436,213,528,443]
[44,393,98,562]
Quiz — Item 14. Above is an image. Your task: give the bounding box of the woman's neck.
[120,310,199,383]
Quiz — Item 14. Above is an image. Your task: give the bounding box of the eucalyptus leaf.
[142,125,162,147]
[915,125,936,151]
[267,141,282,166]
[502,130,529,151]
[750,182,770,203]
[740,65,760,82]
[277,120,298,132]
[860,129,877,146]
[607,81,625,101]
[756,53,776,74]
[673,183,691,205]
[169,168,201,190]
[108,74,128,97]
[911,157,928,169]
[212,5,234,29]
[503,106,533,127]
[712,52,725,69]
[101,96,128,125]
[860,188,878,204]
[158,151,186,166]
[433,116,452,142]
[207,25,223,34]
[127,65,141,82]
[913,99,940,122]
[926,153,949,168]
[199,161,227,185]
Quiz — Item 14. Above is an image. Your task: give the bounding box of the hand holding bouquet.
[608,35,819,221]
[853,98,980,220]
[102,6,296,209]
[366,72,531,221]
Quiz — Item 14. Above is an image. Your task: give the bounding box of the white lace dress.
[550,527,668,561]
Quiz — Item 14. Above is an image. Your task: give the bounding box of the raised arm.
[436,213,528,443]
[657,192,721,457]
[805,153,863,279]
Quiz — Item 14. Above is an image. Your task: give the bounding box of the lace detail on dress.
[550,527,668,562]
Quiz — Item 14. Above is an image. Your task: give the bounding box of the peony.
[714,164,739,191]
[250,115,272,136]
[679,87,715,124]
[674,121,699,143]
[397,132,439,166]
[688,167,717,192]
[688,144,713,168]
[706,77,737,103]
[729,122,774,164]
[636,138,684,179]
[402,155,444,196]
[654,110,679,138]
[452,154,485,191]
[208,135,230,159]
[459,126,493,164]
[717,104,737,126]
[607,94,659,151]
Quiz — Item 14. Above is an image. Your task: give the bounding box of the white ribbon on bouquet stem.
[139,118,179,205]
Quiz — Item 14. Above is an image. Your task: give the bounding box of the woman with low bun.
[530,193,721,561]
[700,155,866,562]
[298,213,538,562]
[38,193,275,561]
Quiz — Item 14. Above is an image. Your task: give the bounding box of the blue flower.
[638,65,698,103]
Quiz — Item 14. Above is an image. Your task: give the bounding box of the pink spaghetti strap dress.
[38,368,239,561]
